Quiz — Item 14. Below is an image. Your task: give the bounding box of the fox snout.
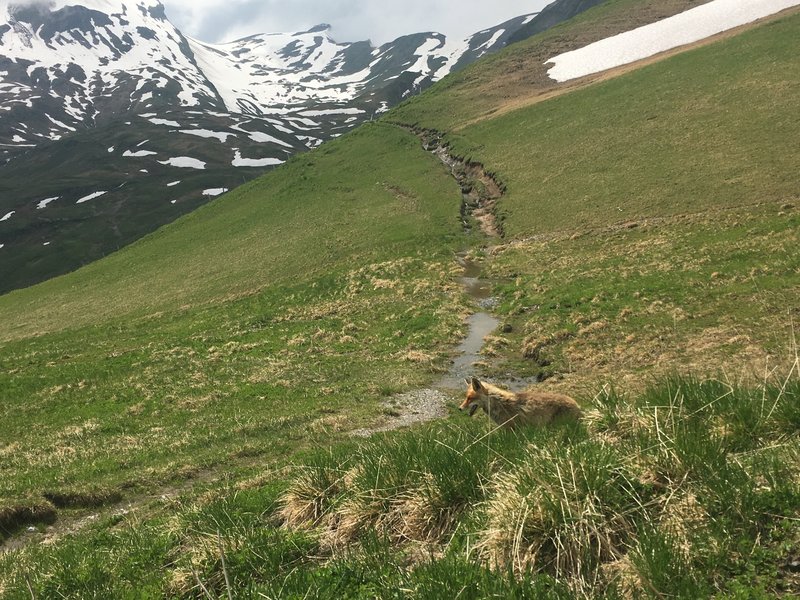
[459,397,480,416]
[460,377,483,416]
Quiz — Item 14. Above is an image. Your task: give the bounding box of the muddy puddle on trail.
[436,254,500,390]
[353,254,500,436]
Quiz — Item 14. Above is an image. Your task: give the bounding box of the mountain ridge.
[0,0,563,294]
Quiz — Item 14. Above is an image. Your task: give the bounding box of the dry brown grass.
[393,474,465,543]
[477,442,650,593]
[278,466,348,531]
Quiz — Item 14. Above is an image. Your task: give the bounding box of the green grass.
[1,2,800,597]
[2,376,797,598]
[0,122,469,539]
[476,205,800,387]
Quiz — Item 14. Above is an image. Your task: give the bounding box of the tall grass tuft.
[278,447,352,529]
[332,422,501,544]
[479,439,656,594]
[630,525,709,599]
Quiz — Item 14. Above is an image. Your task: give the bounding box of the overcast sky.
[162,0,552,45]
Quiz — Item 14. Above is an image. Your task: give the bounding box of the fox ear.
[464,377,472,387]
[471,377,482,391]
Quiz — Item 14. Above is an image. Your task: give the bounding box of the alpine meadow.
[1,0,799,598]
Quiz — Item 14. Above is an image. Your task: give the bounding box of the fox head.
[460,377,486,417]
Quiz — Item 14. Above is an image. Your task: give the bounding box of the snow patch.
[124,149,158,157]
[179,129,235,142]
[476,29,505,52]
[0,211,14,222]
[36,197,59,209]
[232,150,284,168]
[148,118,181,127]
[202,188,229,197]
[545,0,800,82]
[45,114,76,132]
[76,191,108,204]
[159,157,206,169]
[232,127,293,147]
[167,181,181,187]
[297,108,365,117]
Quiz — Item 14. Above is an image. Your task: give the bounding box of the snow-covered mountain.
[0,0,219,145]
[0,0,535,157]
[187,13,541,116]
[0,0,582,294]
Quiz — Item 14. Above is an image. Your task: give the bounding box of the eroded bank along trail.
[354,127,508,436]
[416,128,506,238]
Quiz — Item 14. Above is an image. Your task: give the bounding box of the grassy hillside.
[0,122,474,554]
[403,10,800,389]
[0,124,463,341]
[437,14,800,235]
[1,1,799,597]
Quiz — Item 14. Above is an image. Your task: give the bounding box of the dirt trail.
[354,130,522,435]
[0,468,220,555]
[352,252,502,437]
[415,128,505,238]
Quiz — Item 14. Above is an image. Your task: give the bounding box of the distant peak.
[302,23,331,34]
[3,0,165,13]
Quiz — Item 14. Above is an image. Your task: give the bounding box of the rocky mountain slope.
[0,0,577,294]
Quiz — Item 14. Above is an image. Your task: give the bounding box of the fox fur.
[460,377,581,430]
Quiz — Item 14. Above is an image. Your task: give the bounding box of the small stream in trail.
[436,253,499,390]
[354,128,539,435]
[354,253,501,436]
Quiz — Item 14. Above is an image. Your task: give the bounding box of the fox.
[460,377,581,430]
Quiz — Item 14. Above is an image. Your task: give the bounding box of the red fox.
[460,377,581,430]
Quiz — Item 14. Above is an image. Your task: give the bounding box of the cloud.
[162,0,550,44]
[3,0,55,8]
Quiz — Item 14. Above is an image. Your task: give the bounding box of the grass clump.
[479,440,655,591]
[278,446,353,529]
[281,420,510,545]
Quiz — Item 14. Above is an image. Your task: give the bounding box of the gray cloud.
[162,0,550,45]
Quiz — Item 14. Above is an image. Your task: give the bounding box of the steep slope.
[391,0,713,130]
[0,1,555,295]
[1,2,798,596]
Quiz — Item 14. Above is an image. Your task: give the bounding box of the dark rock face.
[507,0,607,45]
